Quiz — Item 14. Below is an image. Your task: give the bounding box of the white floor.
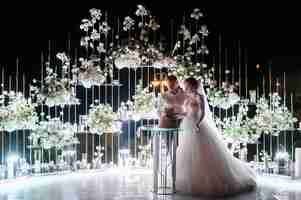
[0,168,300,200]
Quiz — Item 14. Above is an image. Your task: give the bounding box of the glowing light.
[7,153,19,163]
[119,149,130,167]
[151,80,161,87]
[7,153,19,179]
[275,151,290,161]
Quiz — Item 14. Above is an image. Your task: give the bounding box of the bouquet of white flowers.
[30,53,79,107]
[132,81,158,120]
[87,104,117,135]
[206,81,240,109]
[0,92,38,132]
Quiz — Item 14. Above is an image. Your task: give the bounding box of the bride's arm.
[189,94,205,123]
[198,95,205,123]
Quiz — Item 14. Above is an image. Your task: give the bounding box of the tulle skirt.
[176,116,257,196]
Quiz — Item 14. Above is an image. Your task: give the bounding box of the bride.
[176,77,256,196]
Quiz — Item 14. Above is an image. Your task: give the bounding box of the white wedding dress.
[176,87,256,196]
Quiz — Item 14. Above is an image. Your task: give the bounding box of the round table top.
[139,126,182,133]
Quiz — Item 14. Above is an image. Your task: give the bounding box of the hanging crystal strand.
[74,48,78,164]
[67,34,71,124]
[225,48,228,83]
[51,40,58,166]
[90,51,94,165]
[283,72,287,152]
[1,68,4,165]
[85,85,88,163]
[97,15,103,165]
[67,34,74,167]
[212,53,216,121]
[21,73,25,159]
[91,84,94,166]
[116,17,121,166]
[224,48,228,120]
[39,52,45,172]
[111,26,115,165]
[218,34,222,124]
[147,67,151,149]
[15,58,19,158]
[134,12,141,160]
[45,41,51,166]
[140,54,144,155]
[22,74,27,161]
[231,45,235,118]
[291,93,294,162]
[261,67,266,167]
[269,62,273,159]
[46,40,54,166]
[237,44,242,159]
[134,68,137,160]
[8,75,12,154]
[128,68,131,158]
[218,34,222,89]
[238,41,242,98]
[40,52,44,161]
[125,13,132,158]
[146,13,151,152]
[232,42,236,130]
[82,18,89,165]
[84,20,89,164]
[104,11,109,164]
[245,49,248,98]
[260,63,264,163]
[98,72,102,164]
[276,78,280,153]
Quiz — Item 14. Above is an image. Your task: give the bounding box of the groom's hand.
[165,112,177,120]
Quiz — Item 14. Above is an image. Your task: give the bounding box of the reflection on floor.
[0,168,300,200]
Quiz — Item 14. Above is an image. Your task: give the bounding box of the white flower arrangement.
[169,9,209,81]
[76,58,110,88]
[0,92,38,132]
[207,81,240,109]
[248,93,297,136]
[78,8,113,87]
[113,5,163,69]
[87,103,117,135]
[29,119,79,150]
[113,47,142,70]
[132,81,158,120]
[216,100,261,154]
[30,52,79,107]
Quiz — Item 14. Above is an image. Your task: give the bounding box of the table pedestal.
[140,127,179,195]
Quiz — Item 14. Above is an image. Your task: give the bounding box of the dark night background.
[0,2,300,163]
[0,2,301,116]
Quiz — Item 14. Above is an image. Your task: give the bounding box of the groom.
[159,75,186,129]
[159,75,186,155]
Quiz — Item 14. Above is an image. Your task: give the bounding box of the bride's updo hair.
[184,77,199,91]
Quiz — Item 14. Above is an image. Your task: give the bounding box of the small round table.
[139,126,181,195]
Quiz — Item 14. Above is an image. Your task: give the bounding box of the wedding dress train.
[176,91,256,196]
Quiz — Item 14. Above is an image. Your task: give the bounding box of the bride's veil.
[197,82,214,123]
[197,81,226,142]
